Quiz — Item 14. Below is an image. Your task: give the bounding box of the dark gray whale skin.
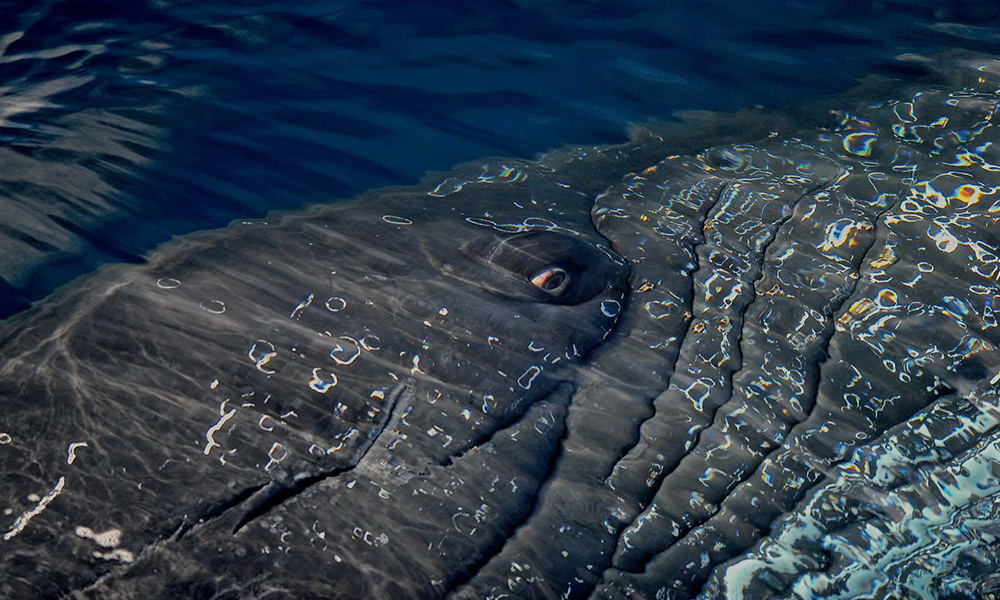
[1,52,1000,600]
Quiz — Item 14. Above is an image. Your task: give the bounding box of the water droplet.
[325,297,347,312]
[601,299,622,318]
[308,369,338,393]
[200,300,226,314]
[156,278,181,289]
[360,335,381,351]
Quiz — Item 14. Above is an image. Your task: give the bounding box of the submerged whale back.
[1,52,1000,599]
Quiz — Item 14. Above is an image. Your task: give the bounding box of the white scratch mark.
[4,477,65,540]
[66,442,88,465]
[204,407,237,456]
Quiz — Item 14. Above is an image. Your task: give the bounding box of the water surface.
[3,0,1000,317]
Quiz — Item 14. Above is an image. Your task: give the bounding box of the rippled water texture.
[3,0,1000,317]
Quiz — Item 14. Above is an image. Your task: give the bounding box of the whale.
[2,51,1000,600]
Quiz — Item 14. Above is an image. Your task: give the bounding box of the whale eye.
[442,230,627,305]
[530,267,570,294]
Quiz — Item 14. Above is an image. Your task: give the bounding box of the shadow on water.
[4,0,1000,319]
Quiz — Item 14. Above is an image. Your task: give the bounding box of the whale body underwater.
[2,52,1000,600]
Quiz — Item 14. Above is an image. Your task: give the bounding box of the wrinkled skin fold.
[1,51,1000,600]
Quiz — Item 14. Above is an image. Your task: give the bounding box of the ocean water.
[2,0,1000,318]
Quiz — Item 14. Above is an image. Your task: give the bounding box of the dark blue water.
[2,0,1000,317]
